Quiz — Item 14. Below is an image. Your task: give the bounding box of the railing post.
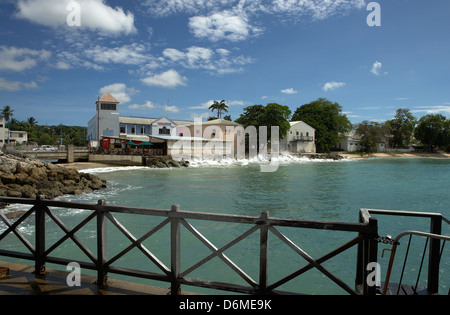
[34,195,46,277]
[357,216,378,295]
[259,211,269,294]
[96,199,108,287]
[428,215,442,294]
[170,205,181,295]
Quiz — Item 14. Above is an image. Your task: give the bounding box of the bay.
[1,157,449,294]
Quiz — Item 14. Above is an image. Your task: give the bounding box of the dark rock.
[0,153,107,201]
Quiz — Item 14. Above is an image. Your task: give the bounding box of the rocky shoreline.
[0,151,107,201]
[144,156,190,168]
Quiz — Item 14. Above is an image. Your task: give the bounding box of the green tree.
[27,117,38,126]
[386,108,416,148]
[414,114,448,152]
[291,98,352,152]
[1,105,14,121]
[2,106,14,144]
[355,121,390,153]
[209,100,229,119]
[38,133,57,145]
[236,103,291,139]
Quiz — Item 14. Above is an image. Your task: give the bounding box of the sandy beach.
[339,151,450,160]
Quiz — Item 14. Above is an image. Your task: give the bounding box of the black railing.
[361,209,450,295]
[0,197,448,295]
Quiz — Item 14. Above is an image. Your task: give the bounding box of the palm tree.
[1,106,14,121]
[1,106,14,144]
[27,117,38,126]
[208,100,229,119]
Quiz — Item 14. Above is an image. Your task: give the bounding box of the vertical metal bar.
[96,199,108,287]
[34,195,46,277]
[259,211,269,294]
[170,204,181,295]
[428,215,442,294]
[355,211,366,294]
[362,217,378,295]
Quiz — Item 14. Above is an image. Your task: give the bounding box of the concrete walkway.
[0,261,195,295]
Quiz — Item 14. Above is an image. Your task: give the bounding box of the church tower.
[87,92,120,141]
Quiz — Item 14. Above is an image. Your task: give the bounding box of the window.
[140,127,145,134]
[120,127,125,133]
[159,127,170,135]
[131,127,135,134]
[100,103,117,110]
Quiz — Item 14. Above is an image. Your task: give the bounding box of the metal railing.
[292,136,314,142]
[0,196,381,295]
[361,209,450,295]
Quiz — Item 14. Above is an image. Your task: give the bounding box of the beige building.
[177,119,242,158]
[282,121,316,153]
[0,116,28,145]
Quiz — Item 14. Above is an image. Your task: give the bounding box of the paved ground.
[0,261,195,295]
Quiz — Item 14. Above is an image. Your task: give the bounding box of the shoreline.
[60,152,450,171]
[339,151,450,160]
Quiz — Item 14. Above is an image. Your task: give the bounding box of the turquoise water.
[1,157,449,294]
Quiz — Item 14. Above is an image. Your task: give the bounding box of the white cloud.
[129,100,157,110]
[189,10,262,42]
[411,105,450,115]
[143,0,237,17]
[371,61,387,76]
[85,43,150,65]
[0,77,38,91]
[99,83,139,104]
[16,0,136,35]
[129,101,181,114]
[141,69,188,88]
[0,46,51,72]
[145,0,365,21]
[323,81,346,92]
[271,0,366,20]
[162,46,253,74]
[281,88,298,94]
[164,105,181,113]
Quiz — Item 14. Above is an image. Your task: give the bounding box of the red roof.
[99,92,119,103]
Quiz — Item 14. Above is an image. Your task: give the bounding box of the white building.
[0,116,28,145]
[282,121,316,153]
[87,92,120,142]
[335,131,388,152]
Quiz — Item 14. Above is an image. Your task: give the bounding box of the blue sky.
[0,0,449,126]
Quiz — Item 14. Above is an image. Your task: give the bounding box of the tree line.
[2,106,87,146]
[214,99,449,154]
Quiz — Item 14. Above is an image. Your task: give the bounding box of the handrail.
[382,231,450,295]
[0,196,379,295]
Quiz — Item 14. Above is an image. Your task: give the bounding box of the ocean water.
[1,156,449,294]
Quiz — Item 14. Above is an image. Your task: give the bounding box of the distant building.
[87,92,120,142]
[0,116,28,145]
[281,121,316,153]
[87,93,192,142]
[335,131,388,152]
